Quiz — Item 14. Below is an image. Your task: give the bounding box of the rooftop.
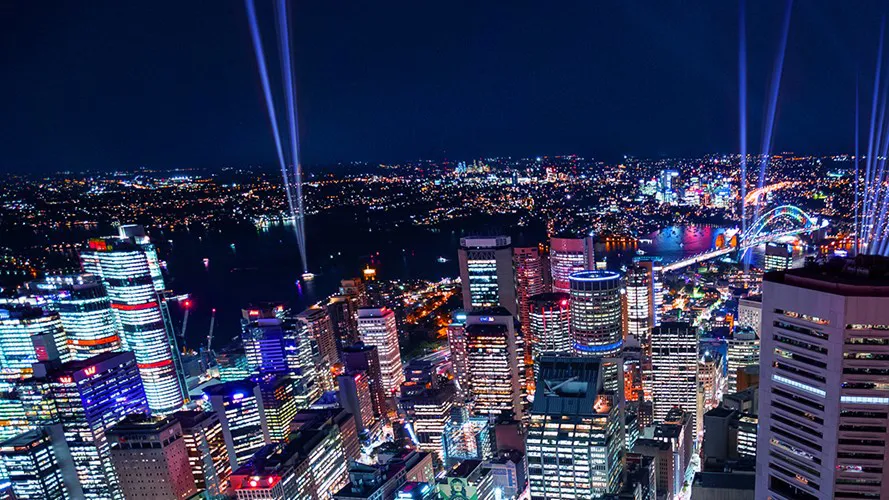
[765,255,889,296]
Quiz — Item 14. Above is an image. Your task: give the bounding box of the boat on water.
[301,272,316,281]
[437,256,449,263]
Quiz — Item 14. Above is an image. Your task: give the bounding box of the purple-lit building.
[203,380,271,471]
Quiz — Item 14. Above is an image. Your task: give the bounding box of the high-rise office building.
[0,428,67,499]
[651,322,698,422]
[241,307,290,373]
[80,227,186,414]
[398,383,455,461]
[464,308,524,421]
[514,246,545,391]
[736,295,762,337]
[340,278,368,308]
[527,292,571,388]
[174,410,231,499]
[341,343,387,421]
[458,236,517,315]
[26,274,122,359]
[203,380,271,470]
[446,314,472,399]
[763,242,793,272]
[549,235,595,294]
[569,270,623,357]
[338,371,376,433]
[625,264,653,347]
[327,295,359,354]
[726,326,759,394]
[108,414,197,500]
[634,257,664,328]
[527,356,623,498]
[514,245,545,336]
[254,372,299,444]
[297,305,340,370]
[37,351,149,499]
[756,258,889,500]
[0,305,70,380]
[357,308,404,396]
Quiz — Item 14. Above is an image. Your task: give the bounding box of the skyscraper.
[446,314,472,399]
[108,414,197,500]
[763,242,793,272]
[399,383,455,461]
[0,428,67,499]
[625,264,652,347]
[756,257,889,500]
[650,322,698,422]
[241,307,290,373]
[26,274,122,359]
[513,245,545,337]
[80,227,185,414]
[174,410,231,499]
[527,292,571,381]
[203,380,271,470]
[253,372,299,444]
[527,356,623,498]
[458,236,516,315]
[736,295,762,337]
[327,295,360,354]
[633,257,663,328]
[569,270,623,357]
[37,351,149,499]
[297,305,340,370]
[341,343,388,422]
[338,371,376,433]
[0,305,70,380]
[549,235,595,293]
[725,326,759,394]
[464,308,524,421]
[357,308,404,396]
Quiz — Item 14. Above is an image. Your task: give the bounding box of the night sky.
[1,1,887,173]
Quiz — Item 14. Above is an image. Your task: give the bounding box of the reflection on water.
[601,225,729,268]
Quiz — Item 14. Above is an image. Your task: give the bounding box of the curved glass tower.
[569,271,623,357]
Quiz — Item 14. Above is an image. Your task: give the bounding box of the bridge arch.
[742,205,817,244]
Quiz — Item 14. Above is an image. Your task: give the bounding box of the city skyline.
[2,2,888,173]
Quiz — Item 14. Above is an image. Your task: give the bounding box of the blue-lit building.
[37,351,149,499]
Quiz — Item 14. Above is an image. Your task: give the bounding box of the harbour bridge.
[662,205,827,272]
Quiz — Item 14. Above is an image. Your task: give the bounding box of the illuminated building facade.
[756,259,889,500]
[174,410,231,499]
[737,295,762,337]
[625,264,652,347]
[726,326,759,394]
[527,292,571,386]
[435,460,495,500]
[513,246,545,379]
[108,414,197,500]
[40,351,149,499]
[446,315,471,399]
[650,322,698,422]
[27,274,122,359]
[442,407,493,467]
[204,380,271,470]
[464,309,523,421]
[297,305,340,372]
[254,373,299,444]
[527,356,623,498]
[0,428,67,499]
[80,228,186,415]
[634,257,663,328]
[0,305,70,381]
[357,308,404,396]
[764,242,793,272]
[327,295,359,354]
[569,271,623,357]
[399,384,455,461]
[241,306,290,373]
[549,235,595,294]
[458,236,516,315]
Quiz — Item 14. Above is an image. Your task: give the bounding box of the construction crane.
[207,308,217,354]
